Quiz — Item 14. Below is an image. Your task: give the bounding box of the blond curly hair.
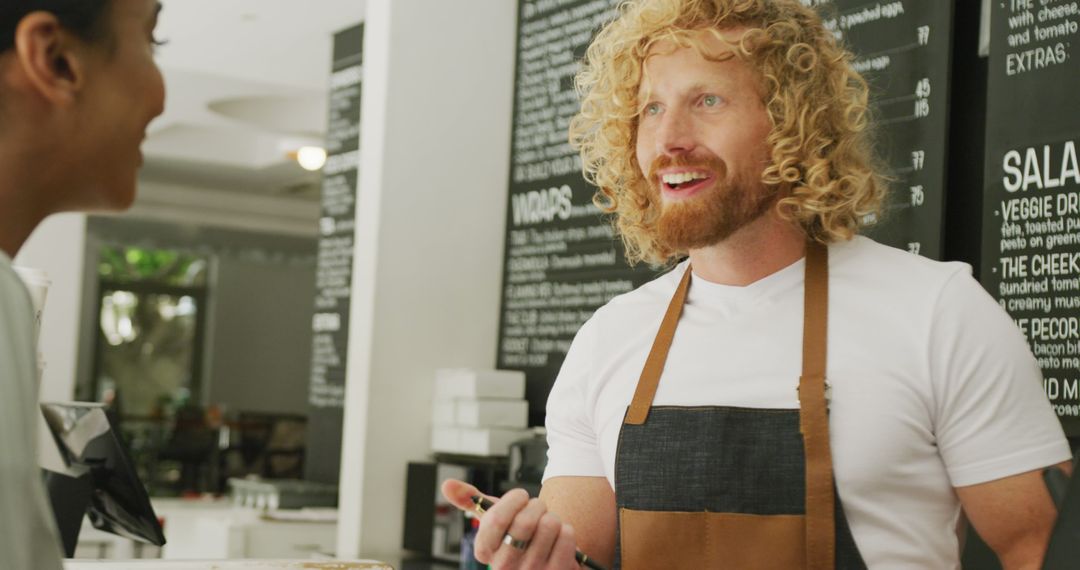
[570,0,887,266]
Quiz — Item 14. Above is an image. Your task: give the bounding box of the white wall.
[337,0,517,559]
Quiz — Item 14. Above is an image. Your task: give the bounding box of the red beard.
[647,154,774,252]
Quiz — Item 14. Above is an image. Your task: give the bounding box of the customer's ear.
[10,12,89,106]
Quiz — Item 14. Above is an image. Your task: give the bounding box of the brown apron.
[613,241,866,569]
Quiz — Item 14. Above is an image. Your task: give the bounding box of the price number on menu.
[913,78,931,119]
[911,150,926,171]
[914,98,930,118]
[910,185,925,207]
[915,78,931,98]
[917,25,930,46]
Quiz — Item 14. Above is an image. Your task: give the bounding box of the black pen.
[471,495,606,570]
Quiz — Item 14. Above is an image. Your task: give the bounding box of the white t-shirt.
[0,251,64,570]
[543,236,1070,568]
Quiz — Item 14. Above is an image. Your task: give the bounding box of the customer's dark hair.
[1,0,113,52]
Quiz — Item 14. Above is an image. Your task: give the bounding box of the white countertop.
[64,560,392,570]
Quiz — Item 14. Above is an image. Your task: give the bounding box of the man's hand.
[442,479,581,569]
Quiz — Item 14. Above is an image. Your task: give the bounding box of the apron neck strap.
[801,240,828,380]
[625,263,692,425]
[799,239,834,570]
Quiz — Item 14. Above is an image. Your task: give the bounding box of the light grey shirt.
[0,250,64,569]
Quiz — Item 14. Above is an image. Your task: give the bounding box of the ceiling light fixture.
[295,146,328,171]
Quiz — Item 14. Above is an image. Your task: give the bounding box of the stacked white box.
[430,368,530,456]
[430,426,460,452]
[434,368,526,399]
[455,400,528,428]
[458,427,530,456]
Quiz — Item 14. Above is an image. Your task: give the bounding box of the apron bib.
[613,242,866,569]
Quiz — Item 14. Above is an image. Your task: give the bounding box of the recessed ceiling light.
[295,146,328,171]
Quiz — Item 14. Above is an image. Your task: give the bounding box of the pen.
[471,495,606,570]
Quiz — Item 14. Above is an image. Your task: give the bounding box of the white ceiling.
[141,0,367,199]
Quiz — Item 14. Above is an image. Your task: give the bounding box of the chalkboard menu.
[498,0,655,425]
[980,0,1080,435]
[305,23,363,485]
[818,1,955,259]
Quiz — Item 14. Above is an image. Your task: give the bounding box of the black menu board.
[819,1,955,259]
[498,0,655,425]
[979,0,1080,435]
[305,23,363,485]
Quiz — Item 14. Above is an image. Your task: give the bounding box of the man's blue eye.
[644,103,661,116]
[703,95,721,107]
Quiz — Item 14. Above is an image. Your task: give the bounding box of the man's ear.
[11,12,89,105]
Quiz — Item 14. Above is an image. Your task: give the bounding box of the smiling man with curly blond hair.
[572,0,886,266]
[443,1,1071,568]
